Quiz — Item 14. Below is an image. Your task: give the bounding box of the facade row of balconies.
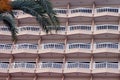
[1,24,120,36]
[54,7,120,17]
[0,61,120,74]
[0,42,120,54]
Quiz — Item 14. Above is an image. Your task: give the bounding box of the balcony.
[69,8,92,17]
[94,7,119,17]
[36,62,62,73]
[54,8,67,17]
[0,63,9,73]
[64,62,90,73]
[67,25,92,36]
[94,25,119,36]
[93,42,119,53]
[93,62,119,74]
[0,44,12,54]
[13,43,38,54]
[9,62,35,73]
[13,10,32,18]
[18,26,40,36]
[66,43,91,54]
[39,43,64,54]
[41,26,66,36]
[0,26,11,36]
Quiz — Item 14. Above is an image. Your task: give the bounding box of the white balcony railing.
[0,44,12,50]
[95,25,119,31]
[15,43,38,50]
[39,63,62,68]
[18,26,40,32]
[95,42,119,49]
[12,62,35,69]
[67,43,91,50]
[0,63,9,69]
[42,43,64,50]
[66,62,90,69]
[96,7,119,13]
[54,8,67,14]
[94,62,118,69]
[0,27,11,35]
[68,25,91,31]
[18,26,40,35]
[70,8,92,14]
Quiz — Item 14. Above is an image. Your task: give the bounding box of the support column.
[6,74,11,80]
[9,55,14,69]
[90,74,93,80]
[67,3,70,17]
[118,18,120,52]
[37,37,42,53]
[33,74,38,80]
[92,2,96,16]
[62,73,65,80]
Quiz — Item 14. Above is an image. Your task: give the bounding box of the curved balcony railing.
[66,62,90,69]
[54,8,67,14]
[0,63,9,69]
[68,25,91,31]
[42,43,64,50]
[0,27,9,31]
[0,27,11,35]
[95,25,119,31]
[39,63,62,68]
[95,42,119,49]
[12,62,35,68]
[0,44,12,50]
[70,8,92,14]
[18,26,40,32]
[15,43,38,50]
[96,7,119,13]
[94,62,118,69]
[68,43,91,50]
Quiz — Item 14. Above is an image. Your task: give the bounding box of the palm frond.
[0,13,17,42]
[11,0,60,32]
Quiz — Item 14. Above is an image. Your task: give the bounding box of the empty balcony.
[92,62,119,74]
[39,43,64,54]
[93,42,119,53]
[18,26,40,36]
[0,26,11,36]
[94,25,119,36]
[36,62,63,73]
[13,10,32,18]
[0,62,9,73]
[41,26,66,36]
[64,62,90,73]
[54,8,67,17]
[66,43,91,54]
[94,7,119,17]
[67,25,92,36]
[69,8,92,17]
[9,62,35,73]
[13,43,38,54]
[0,44,12,54]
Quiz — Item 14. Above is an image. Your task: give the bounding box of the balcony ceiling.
[50,0,120,7]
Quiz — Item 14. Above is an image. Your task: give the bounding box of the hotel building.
[0,0,120,80]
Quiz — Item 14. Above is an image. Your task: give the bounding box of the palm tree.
[0,0,59,42]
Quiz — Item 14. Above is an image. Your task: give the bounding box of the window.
[44,43,64,49]
[69,25,91,31]
[97,7,119,13]
[96,25,118,30]
[71,8,92,13]
[41,62,63,68]
[96,42,118,49]
[68,43,91,49]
